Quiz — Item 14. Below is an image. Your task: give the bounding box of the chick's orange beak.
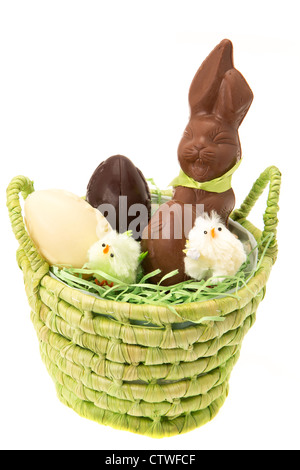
[210,228,216,239]
[103,244,110,254]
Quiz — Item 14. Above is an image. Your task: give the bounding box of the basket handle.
[231,166,281,263]
[6,176,49,275]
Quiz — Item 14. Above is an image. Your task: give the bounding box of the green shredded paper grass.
[51,234,273,317]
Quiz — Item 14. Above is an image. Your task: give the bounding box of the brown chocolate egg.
[86,155,151,240]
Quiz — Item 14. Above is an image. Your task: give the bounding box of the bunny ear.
[213,68,254,127]
[188,39,234,116]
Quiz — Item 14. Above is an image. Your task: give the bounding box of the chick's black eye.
[204,231,208,235]
[102,243,106,247]
[110,253,114,258]
[218,227,222,232]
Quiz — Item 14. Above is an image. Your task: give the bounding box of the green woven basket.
[6,166,281,438]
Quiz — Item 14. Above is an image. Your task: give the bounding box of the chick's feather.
[85,231,141,284]
[184,212,247,282]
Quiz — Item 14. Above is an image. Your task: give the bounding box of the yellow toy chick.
[184,212,247,283]
[85,230,141,285]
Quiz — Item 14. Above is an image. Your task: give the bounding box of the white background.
[1,0,299,451]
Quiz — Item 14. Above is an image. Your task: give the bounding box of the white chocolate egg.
[24,189,112,267]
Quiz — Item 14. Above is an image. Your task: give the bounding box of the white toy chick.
[85,230,141,285]
[184,212,247,283]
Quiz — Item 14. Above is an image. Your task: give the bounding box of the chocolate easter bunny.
[141,39,253,285]
[173,38,253,223]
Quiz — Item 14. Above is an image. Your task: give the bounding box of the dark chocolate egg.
[86,155,151,240]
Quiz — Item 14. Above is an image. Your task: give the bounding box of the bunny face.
[178,114,241,182]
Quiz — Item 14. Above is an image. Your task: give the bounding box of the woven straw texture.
[6,166,281,438]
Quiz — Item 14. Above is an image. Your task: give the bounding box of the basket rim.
[34,219,273,325]
[8,167,280,325]
[46,218,260,316]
